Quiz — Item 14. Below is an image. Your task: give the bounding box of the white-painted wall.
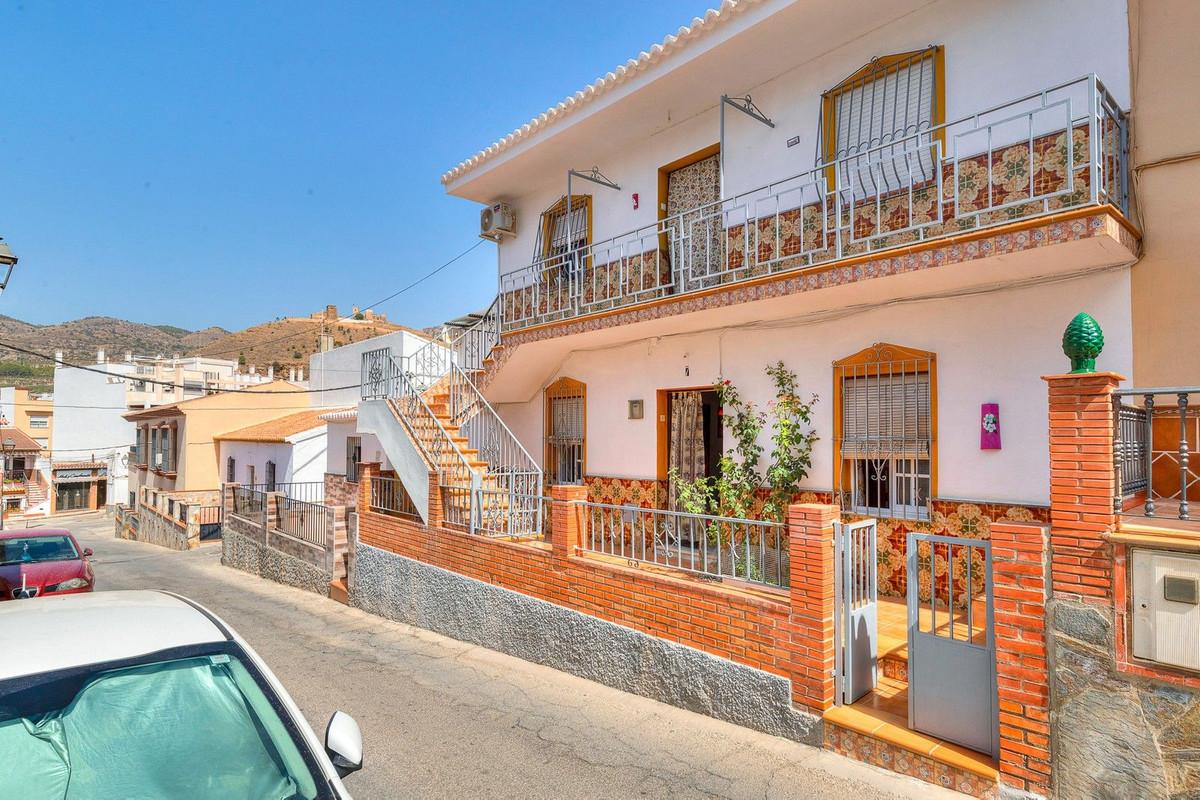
[493,0,1130,277]
[52,362,135,508]
[218,427,328,488]
[308,330,432,408]
[326,420,388,475]
[494,268,1133,507]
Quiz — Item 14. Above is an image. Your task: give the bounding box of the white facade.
[494,268,1133,507]
[445,0,1131,279]
[325,419,387,477]
[308,330,431,408]
[218,427,327,488]
[52,362,135,508]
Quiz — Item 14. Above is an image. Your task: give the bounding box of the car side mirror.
[83,548,94,558]
[324,711,362,778]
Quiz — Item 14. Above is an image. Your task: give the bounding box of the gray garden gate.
[835,519,878,705]
[906,531,999,758]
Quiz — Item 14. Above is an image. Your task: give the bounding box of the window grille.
[545,378,585,485]
[835,346,934,520]
[346,436,362,483]
[265,460,276,492]
[533,196,590,264]
[29,416,48,429]
[226,456,236,484]
[821,47,941,199]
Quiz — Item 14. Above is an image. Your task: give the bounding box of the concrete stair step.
[328,578,349,605]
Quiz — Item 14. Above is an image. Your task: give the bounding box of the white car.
[0,590,362,799]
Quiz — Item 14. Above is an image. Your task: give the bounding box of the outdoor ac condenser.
[480,202,516,240]
[1132,548,1200,671]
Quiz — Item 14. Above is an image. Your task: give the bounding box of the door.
[835,519,878,705]
[906,532,998,757]
[95,480,106,508]
[665,151,722,288]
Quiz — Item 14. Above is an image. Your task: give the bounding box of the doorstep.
[824,700,999,797]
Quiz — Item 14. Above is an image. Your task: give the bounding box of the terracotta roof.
[319,408,357,422]
[440,0,758,185]
[214,408,347,443]
[0,428,42,452]
[52,461,105,470]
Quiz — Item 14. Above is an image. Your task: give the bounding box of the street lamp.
[1,437,15,530]
[0,239,18,296]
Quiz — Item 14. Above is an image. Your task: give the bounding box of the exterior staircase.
[360,299,543,538]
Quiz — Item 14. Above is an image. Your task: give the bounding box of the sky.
[0,0,714,332]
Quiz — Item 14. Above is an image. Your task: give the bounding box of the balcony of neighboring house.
[494,73,1135,346]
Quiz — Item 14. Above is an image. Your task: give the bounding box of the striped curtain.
[668,391,706,510]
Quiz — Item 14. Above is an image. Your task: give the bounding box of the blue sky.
[0,1,712,331]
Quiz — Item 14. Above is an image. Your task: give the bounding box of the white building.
[307,329,431,408]
[214,409,334,498]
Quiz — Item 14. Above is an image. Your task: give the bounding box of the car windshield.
[0,650,324,799]
[0,536,78,566]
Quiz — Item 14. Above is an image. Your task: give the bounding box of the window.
[28,416,48,429]
[821,47,944,198]
[246,465,256,488]
[834,343,936,520]
[545,378,586,485]
[226,456,236,484]
[265,461,276,492]
[535,195,591,266]
[346,436,362,483]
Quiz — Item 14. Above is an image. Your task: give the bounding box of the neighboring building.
[51,349,275,513]
[0,428,49,517]
[307,328,431,408]
[0,386,53,452]
[124,380,311,503]
[214,408,340,494]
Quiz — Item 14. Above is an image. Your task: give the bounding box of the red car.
[0,528,94,600]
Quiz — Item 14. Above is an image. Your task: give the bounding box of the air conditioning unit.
[480,202,516,240]
[1132,548,1200,671]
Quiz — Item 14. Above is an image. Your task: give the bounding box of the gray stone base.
[1050,598,1200,800]
[351,543,821,746]
[222,525,331,597]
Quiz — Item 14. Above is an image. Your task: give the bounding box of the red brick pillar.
[992,521,1052,797]
[788,503,839,714]
[549,484,587,563]
[1043,372,1123,601]
[426,470,444,529]
[357,462,378,516]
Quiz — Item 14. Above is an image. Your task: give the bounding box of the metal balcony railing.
[499,74,1128,333]
[1114,388,1200,522]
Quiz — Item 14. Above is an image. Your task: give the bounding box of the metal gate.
[835,519,878,705]
[906,532,998,757]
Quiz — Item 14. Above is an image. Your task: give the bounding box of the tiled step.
[328,578,349,605]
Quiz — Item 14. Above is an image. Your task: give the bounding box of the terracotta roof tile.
[0,428,42,452]
[215,407,348,443]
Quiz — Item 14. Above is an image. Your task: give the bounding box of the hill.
[195,317,409,372]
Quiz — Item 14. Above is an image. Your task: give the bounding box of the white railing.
[499,74,1129,332]
[580,501,789,588]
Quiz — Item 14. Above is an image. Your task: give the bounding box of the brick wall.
[324,472,358,509]
[356,464,836,686]
[991,521,1051,797]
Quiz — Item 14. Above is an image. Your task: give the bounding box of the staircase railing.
[365,306,545,538]
[361,347,478,528]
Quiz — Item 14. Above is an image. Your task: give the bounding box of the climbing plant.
[669,361,818,523]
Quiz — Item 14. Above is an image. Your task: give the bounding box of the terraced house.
[343,1,1200,796]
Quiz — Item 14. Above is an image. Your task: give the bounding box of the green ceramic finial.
[1062,312,1105,373]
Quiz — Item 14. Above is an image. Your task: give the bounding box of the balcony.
[499,75,1130,335]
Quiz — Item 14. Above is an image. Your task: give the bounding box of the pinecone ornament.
[1062,312,1104,373]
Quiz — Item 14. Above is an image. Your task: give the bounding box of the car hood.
[0,560,87,591]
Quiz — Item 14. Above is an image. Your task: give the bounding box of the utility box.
[1132,548,1200,671]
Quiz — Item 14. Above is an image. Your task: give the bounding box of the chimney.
[297,368,304,382]
[124,350,132,362]
[96,348,105,364]
[318,333,334,353]
[172,352,180,361]
[267,365,274,379]
[289,367,296,382]
[249,364,256,375]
